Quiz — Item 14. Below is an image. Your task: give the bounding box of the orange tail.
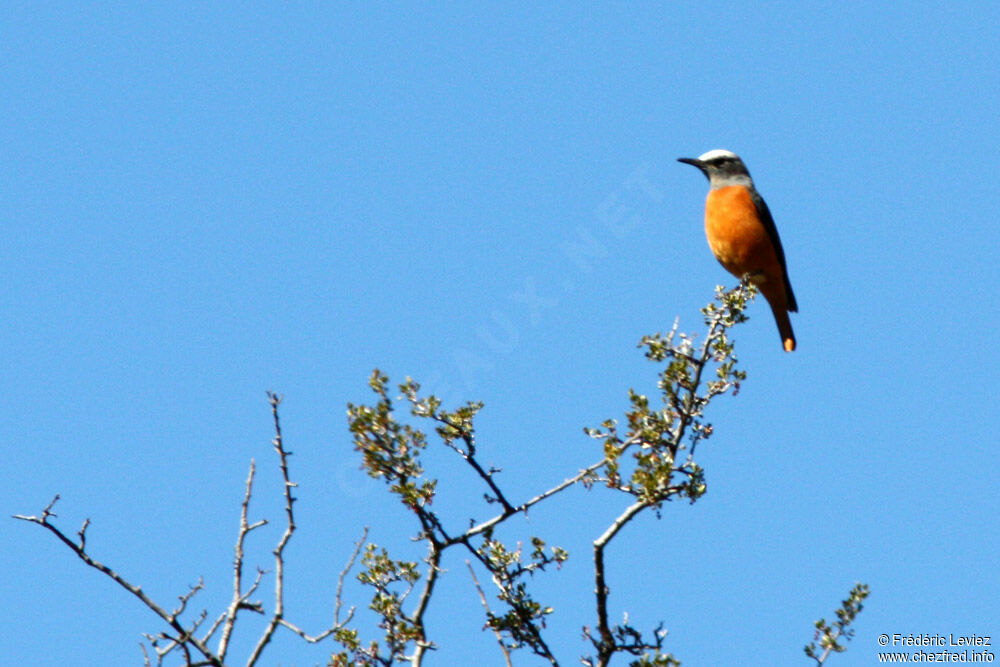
[767,297,796,352]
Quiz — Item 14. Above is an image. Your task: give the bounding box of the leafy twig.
[805,583,871,665]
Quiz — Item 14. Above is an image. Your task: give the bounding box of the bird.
[678,149,798,352]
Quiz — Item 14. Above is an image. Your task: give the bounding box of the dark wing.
[750,189,797,312]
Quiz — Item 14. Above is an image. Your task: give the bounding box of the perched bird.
[678,150,798,352]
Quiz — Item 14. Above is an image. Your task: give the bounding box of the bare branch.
[453,436,514,512]
[592,499,648,666]
[466,560,513,667]
[334,527,366,628]
[247,391,297,665]
[77,517,90,551]
[409,541,443,665]
[276,618,339,644]
[13,496,224,667]
[451,457,608,546]
[275,527,366,644]
[435,413,515,513]
[172,578,205,620]
[217,459,268,659]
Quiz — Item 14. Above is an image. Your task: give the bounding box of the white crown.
[697,149,740,161]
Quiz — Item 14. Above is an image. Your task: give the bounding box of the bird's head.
[678,149,753,188]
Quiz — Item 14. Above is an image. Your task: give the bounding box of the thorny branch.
[15,392,360,667]
[246,391,297,664]
[14,495,224,667]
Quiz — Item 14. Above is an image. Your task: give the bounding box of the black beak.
[677,157,704,167]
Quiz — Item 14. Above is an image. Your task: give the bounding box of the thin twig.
[433,414,514,513]
[217,459,268,659]
[671,313,720,457]
[466,560,513,667]
[247,392,297,665]
[335,528,367,627]
[276,527,366,644]
[457,437,514,512]
[449,458,607,546]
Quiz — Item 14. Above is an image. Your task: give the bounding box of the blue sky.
[3,3,999,665]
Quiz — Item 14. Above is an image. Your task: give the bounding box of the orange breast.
[704,185,783,287]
